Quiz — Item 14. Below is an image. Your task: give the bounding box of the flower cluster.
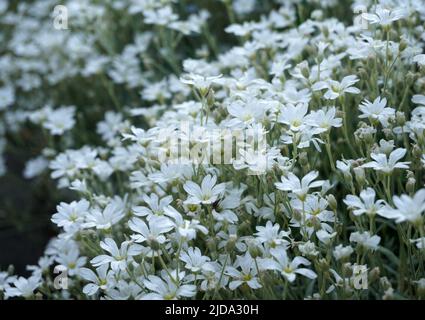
[1,0,425,300]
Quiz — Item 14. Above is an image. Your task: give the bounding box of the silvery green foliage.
[1,0,425,300]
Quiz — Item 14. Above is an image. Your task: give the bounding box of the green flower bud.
[354,167,366,188]
[299,151,309,167]
[396,111,406,126]
[406,177,416,194]
[206,89,215,108]
[326,194,337,211]
[148,236,161,251]
[369,267,380,283]
[206,237,217,255]
[399,39,408,52]
[226,234,238,253]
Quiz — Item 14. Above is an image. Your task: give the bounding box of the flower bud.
[226,234,238,253]
[354,167,366,188]
[206,237,217,255]
[148,236,160,251]
[406,177,416,194]
[206,89,215,108]
[311,9,323,20]
[301,66,310,79]
[316,258,330,273]
[292,209,302,222]
[416,279,425,298]
[399,39,408,52]
[342,263,353,277]
[412,144,422,159]
[322,26,329,38]
[369,267,380,283]
[326,194,337,211]
[299,151,309,167]
[382,128,394,140]
[380,276,392,290]
[406,71,416,85]
[396,111,406,126]
[248,242,262,259]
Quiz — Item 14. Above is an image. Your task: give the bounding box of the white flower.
[278,103,309,132]
[91,238,143,272]
[306,107,342,132]
[0,272,16,293]
[298,241,319,257]
[23,156,48,179]
[333,244,354,261]
[164,206,208,240]
[275,171,324,201]
[83,203,125,230]
[362,6,405,27]
[180,247,210,273]
[55,247,87,276]
[180,73,222,92]
[133,194,173,218]
[227,100,266,125]
[128,215,175,248]
[254,221,290,248]
[349,231,380,251]
[344,188,385,217]
[143,6,178,26]
[316,229,337,245]
[314,75,360,100]
[5,276,41,298]
[233,147,280,175]
[359,97,395,127]
[142,273,196,300]
[362,148,410,173]
[198,261,229,292]
[259,248,317,282]
[79,265,115,296]
[51,199,90,231]
[378,189,425,224]
[183,175,226,205]
[226,254,262,290]
[43,106,76,136]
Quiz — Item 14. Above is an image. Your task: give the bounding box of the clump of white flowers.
[0,0,425,300]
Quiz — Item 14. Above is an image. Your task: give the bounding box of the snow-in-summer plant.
[0,0,425,300]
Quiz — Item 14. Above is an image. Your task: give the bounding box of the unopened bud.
[396,111,406,126]
[206,237,217,255]
[399,39,408,52]
[406,177,416,194]
[369,267,380,283]
[412,144,422,159]
[148,236,160,251]
[382,128,394,140]
[342,263,353,277]
[406,71,416,84]
[248,243,262,259]
[206,89,215,107]
[299,151,309,167]
[326,194,337,211]
[301,66,310,79]
[380,276,392,290]
[226,234,238,253]
[316,258,330,272]
[354,167,366,188]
